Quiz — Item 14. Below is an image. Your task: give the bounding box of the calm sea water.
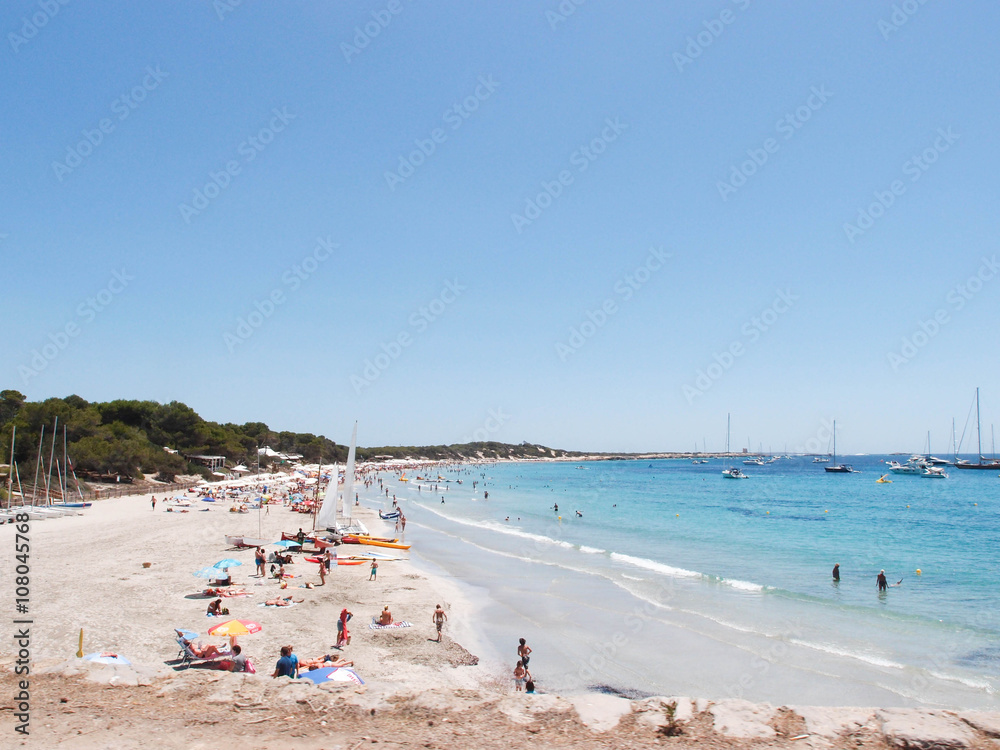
[367,457,1000,707]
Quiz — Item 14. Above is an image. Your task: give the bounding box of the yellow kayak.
[876,474,892,483]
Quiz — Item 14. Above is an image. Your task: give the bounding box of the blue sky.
[3,1,999,453]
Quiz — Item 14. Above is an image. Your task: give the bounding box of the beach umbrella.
[207,619,262,638]
[193,567,221,579]
[174,628,199,640]
[213,559,242,569]
[83,652,131,665]
[298,666,365,686]
[273,540,301,548]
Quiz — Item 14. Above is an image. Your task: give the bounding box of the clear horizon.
[4,2,999,454]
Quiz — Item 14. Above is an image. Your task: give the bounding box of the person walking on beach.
[336,608,353,648]
[832,563,840,582]
[151,496,156,510]
[518,638,532,667]
[369,559,378,581]
[400,514,406,531]
[877,569,888,591]
[432,604,447,642]
[318,558,326,586]
[323,548,332,572]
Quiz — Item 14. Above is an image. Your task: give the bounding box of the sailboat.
[722,414,747,479]
[824,420,854,473]
[955,388,1000,469]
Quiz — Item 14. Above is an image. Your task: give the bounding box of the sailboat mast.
[45,417,58,505]
[31,424,44,505]
[63,425,68,501]
[832,420,837,464]
[5,425,14,511]
[312,446,322,531]
[976,387,983,461]
[952,418,957,461]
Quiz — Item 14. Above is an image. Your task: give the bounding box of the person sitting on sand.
[264,596,304,606]
[229,644,250,673]
[298,655,354,670]
[207,598,228,616]
[378,606,393,626]
[272,646,295,678]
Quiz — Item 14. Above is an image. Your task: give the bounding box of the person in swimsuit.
[877,569,888,591]
[432,604,447,642]
[832,563,840,581]
[518,638,532,667]
[514,661,528,691]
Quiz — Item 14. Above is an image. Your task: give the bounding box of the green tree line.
[0,390,341,483]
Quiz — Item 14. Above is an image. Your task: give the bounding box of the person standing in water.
[832,563,840,581]
[877,569,888,591]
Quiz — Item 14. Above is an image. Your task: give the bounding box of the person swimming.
[832,563,840,581]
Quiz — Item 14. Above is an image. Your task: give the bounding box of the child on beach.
[514,661,530,691]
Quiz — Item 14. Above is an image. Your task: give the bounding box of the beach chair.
[175,637,231,669]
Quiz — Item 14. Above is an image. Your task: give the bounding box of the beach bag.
[245,658,256,674]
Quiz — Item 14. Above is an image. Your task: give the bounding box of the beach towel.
[369,617,411,629]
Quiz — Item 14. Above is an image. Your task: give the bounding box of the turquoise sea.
[363,457,1000,708]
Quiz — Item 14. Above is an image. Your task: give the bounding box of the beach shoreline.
[1,473,998,747]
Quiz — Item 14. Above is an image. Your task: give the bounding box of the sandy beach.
[1,485,999,749]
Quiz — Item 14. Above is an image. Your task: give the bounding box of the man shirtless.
[432,604,447,642]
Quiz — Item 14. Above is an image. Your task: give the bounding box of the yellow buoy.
[766,511,770,514]
[825,510,828,513]
[916,569,922,575]
[675,513,679,517]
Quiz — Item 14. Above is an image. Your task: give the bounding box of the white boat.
[921,466,948,479]
[743,458,765,466]
[722,415,748,479]
[888,458,926,475]
[812,456,830,463]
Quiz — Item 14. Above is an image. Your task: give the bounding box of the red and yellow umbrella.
[207,619,262,638]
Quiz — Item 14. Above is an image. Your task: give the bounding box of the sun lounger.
[175,637,232,668]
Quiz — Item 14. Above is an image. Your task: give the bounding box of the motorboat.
[921,467,948,479]
[722,468,748,479]
[743,458,765,466]
[888,459,926,475]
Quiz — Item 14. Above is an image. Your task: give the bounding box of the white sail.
[340,422,357,524]
[315,461,339,529]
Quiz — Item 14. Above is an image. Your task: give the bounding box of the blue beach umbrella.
[83,652,131,665]
[174,628,199,640]
[213,559,242,569]
[273,540,301,548]
[193,567,221,579]
[298,666,364,685]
